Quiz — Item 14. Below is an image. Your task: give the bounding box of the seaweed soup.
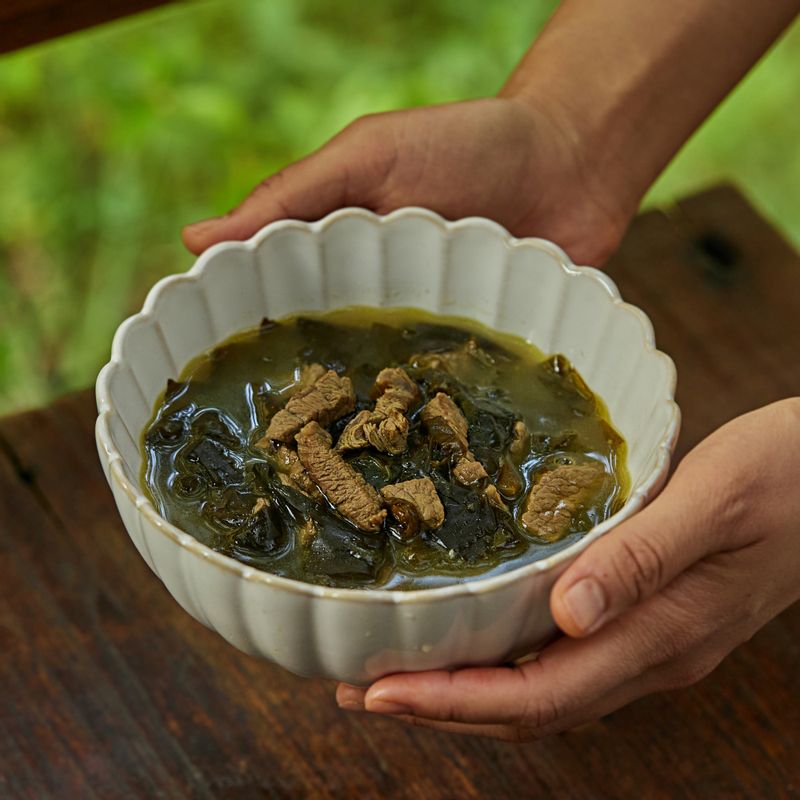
[143,307,629,590]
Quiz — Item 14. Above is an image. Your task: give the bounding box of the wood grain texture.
[0,0,178,55]
[0,185,798,799]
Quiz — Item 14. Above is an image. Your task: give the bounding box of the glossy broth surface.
[143,306,629,589]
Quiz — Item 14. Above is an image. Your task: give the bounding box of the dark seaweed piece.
[145,399,196,449]
[259,316,278,334]
[395,430,433,482]
[408,366,464,400]
[538,356,597,412]
[346,362,383,401]
[408,323,471,353]
[185,439,242,486]
[303,513,387,582]
[295,317,362,371]
[429,476,521,563]
[232,499,288,556]
[210,345,230,363]
[251,463,318,526]
[459,395,516,475]
[528,430,578,455]
[344,451,402,489]
[252,383,284,427]
[173,473,205,498]
[146,414,188,448]
[164,379,188,402]
[370,323,416,363]
[201,488,257,530]
[190,409,240,447]
[253,463,387,582]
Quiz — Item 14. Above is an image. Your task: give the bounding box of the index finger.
[361,584,707,728]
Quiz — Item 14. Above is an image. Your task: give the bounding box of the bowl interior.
[98,209,678,576]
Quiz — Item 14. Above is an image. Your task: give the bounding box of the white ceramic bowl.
[96,207,679,685]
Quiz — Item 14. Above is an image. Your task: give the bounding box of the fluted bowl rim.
[96,206,680,605]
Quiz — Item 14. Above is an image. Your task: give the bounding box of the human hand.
[336,399,800,741]
[183,98,632,265]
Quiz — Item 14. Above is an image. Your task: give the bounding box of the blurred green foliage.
[0,0,798,415]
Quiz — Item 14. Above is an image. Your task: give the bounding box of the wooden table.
[1,185,798,799]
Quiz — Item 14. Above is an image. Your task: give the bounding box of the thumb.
[550,457,740,637]
[182,117,390,254]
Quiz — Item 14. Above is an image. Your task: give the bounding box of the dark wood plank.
[606,183,800,460]
[0,185,798,798]
[0,0,178,55]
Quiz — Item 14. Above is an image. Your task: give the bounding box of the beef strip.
[372,367,420,413]
[259,369,355,445]
[483,483,508,512]
[509,420,529,460]
[251,497,269,515]
[336,408,408,454]
[269,443,318,496]
[337,367,420,455]
[420,392,488,485]
[296,362,327,392]
[380,477,445,536]
[297,517,317,547]
[521,463,605,541]
[295,421,387,532]
[452,458,489,486]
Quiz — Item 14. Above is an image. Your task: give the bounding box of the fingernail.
[337,684,366,712]
[365,689,414,714]
[562,577,606,634]
[366,697,414,714]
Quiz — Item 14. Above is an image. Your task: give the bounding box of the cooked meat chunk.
[380,477,445,536]
[421,392,488,486]
[269,443,318,496]
[420,392,469,452]
[509,420,529,460]
[337,367,420,455]
[372,367,421,414]
[295,421,386,532]
[521,464,605,541]
[335,410,372,452]
[251,497,270,515]
[260,370,355,444]
[483,483,508,512]
[297,517,317,547]
[297,362,327,392]
[337,408,409,454]
[496,458,523,497]
[452,457,488,485]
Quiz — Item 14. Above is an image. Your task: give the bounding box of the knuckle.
[520,692,561,730]
[611,536,665,605]
[248,170,292,217]
[518,662,562,730]
[506,726,539,743]
[253,169,286,195]
[662,653,720,691]
[345,113,380,137]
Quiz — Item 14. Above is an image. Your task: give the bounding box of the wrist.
[497,83,641,260]
[500,68,657,228]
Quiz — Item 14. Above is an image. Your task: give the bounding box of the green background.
[1,0,798,415]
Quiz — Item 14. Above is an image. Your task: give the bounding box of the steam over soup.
[142,307,629,590]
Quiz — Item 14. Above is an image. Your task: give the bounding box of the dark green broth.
[142,306,628,590]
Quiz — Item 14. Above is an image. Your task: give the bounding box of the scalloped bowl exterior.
[95,208,679,685]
